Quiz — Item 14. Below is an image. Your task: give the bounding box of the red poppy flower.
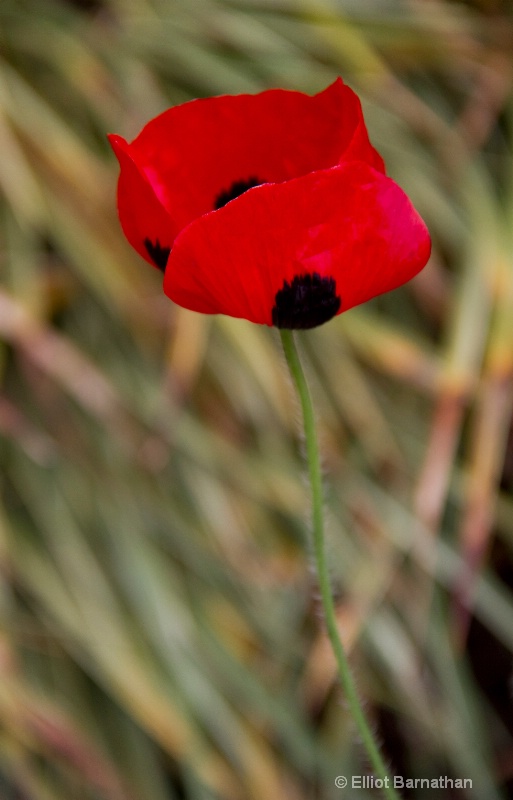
[109,79,430,329]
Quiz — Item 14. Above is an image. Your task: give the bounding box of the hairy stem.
[279,329,399,800]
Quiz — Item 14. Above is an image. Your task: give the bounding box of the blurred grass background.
[1,0,513,798]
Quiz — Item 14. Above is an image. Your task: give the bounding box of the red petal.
[164,163,431,326]
[128,79,384,234]
[108,134,175,270]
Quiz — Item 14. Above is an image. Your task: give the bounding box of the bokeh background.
[1,0,513,798]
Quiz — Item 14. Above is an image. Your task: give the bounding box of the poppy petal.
[163,162,431,327]
[126,79,384,236]
[108,134,175,271]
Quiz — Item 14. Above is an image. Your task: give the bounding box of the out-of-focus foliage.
[1,0,513,797]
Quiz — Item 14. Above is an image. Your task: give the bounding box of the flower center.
[144,238,171,272]
[272,273,341,329]
[214,177,264,210]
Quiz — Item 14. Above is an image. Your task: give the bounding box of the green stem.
[279,329,399,800]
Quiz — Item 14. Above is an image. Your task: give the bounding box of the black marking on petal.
[214,177,264,210]
[272,273,341,329]
[144,238,171,272]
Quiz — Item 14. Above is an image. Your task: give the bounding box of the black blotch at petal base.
[144,238,171,272]
[272,273,341,329]
[214,177,264,210]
